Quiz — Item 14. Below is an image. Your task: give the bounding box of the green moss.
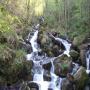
[0,43,32,84]
[74,67,89,90]
[73,34,86,46]
[15,50,26,63]
[0,44,15,63]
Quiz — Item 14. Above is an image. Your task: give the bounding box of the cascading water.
[26,23,51,90]
[49,60,63,90]
[48,33,71,57]
[26,20,72,90]
[86,48,90,74]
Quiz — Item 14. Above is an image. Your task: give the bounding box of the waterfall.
[86,49,90,74]
[30,30,39,52]
[49,60,63,90]
[26,22,72,90]
[26,24,51,90]
[48,33,71,57]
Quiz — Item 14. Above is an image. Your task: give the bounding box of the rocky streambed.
[0,18,90,90]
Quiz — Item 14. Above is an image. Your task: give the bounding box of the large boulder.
[19,82,30,90]
[79,43,90,66]
[43,70,51,81]
[54,55,72,77]
[28,82,39,90]
[74,66,89,90]
[70,50,79,62]
[43,62,52,71]
[37,30,64,57]
[61,74,76,90]
[37,30,54,57]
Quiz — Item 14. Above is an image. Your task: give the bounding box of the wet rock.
[52,45,63,57]
[43,62,52,71]
[37,30,54,57]
[84,78,90,90]
[79,43,90,66]
[70,50,79,62]
[74,66,89,90]
[28,82,39,90]
[71,44,80,52]
[37,30,64,57]
[54,55,72,76]
[21,43,32,54]
[43,70,51,81]
[19,82,30,90]
[61,74,76,90]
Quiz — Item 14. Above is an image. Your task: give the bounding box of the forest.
[0,0,90,90]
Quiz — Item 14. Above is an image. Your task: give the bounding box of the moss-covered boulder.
[79,43,90,67]
[37,29,54,56]
[74,66,89,90]
[70,50,79,62]
[37,30,64,57]
[54,55,72,77]
[61,74,76,90]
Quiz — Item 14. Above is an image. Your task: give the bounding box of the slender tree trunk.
[26,0,30,26]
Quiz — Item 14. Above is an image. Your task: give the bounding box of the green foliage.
[0,0,90,85]
[14,50,26,63]
[0,4,33,84]
[0,43,30,84]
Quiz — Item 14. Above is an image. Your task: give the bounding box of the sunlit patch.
[34,0,45,16]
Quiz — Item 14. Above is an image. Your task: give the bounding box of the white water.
[26,23,72,90]
[50,60,62,90]
[71,62,80,75]
[30,30,39,52]
[49,33,71,57]
[26,24,51,90]
[55,38,71,57]
[86,50,90,74]
[26,30,39,60]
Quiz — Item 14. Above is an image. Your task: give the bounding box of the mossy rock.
[70,50,79,61]
[38,29,54,56]
[54,54,72,63]
[72,35,86,46]
[74,66,89,90]
[54,55,72,76]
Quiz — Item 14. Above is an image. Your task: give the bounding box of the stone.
[61,74,76,90]
[28,82,39,90]
[79,43,90,66]
[54,55,72,76]
[43,62,52,71]
[70,50,79,61]
[43,70,51,81]
[74,66,89,90]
